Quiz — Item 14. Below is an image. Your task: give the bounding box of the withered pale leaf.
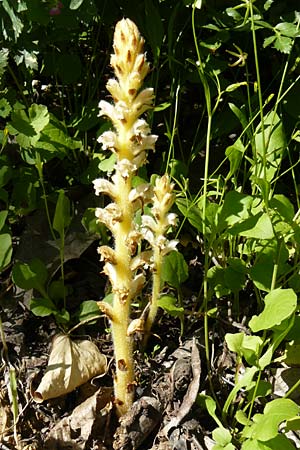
[32,334,107,402]
[44,387,113,450]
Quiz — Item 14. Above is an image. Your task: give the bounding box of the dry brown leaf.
[32,334,107,402]
[44,387,112,450]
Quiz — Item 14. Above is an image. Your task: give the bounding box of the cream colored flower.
[93,178,116,198]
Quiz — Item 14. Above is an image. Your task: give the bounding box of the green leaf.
[161,251,188,289]
[197,394,223,428]
[176,197,203,232]
[0,210,8,231]
[157,295,184,318]
[225,138,246,177]
[254,109,286,181]
[0,98,11,118]
[98,153,116,172]
[242,435,296,450]
[70,0,85,9]
[2,0,23,40]
[77,300,102,322]
[263,35,276,48]
[249,399,299,441]
[0,48,9,78]
[12,259,48,292]
[53,190,72,236]
[224,258,246,293]
[0,158,12,187]
[28,104,49,133]
[275,22,300,38]
[229,212,274,239]
[274,35,293,54]
[0,233,12,271]
[225,333,263,365]
[249,288,297,332]
[30,297,57,317]
[218,191,253,231]
[212,427,232,447]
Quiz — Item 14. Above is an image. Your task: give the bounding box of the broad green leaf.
[0,210,8,231]
[249,288,297,332]
[53,190,72,236]
[242,435,296,450]
[12,259,48,292]
[217,191,253,231]
[157,295,184,318]
[254,110,286,182]
[207,266,231,298]
[48,280,68,301]
[212,427,232,446]
[250,399,299,441]
[7,109,36,138]
[161,251,188,289]
[269,195,294,222]
[0,233,12,270]
[30,297,57,317]
[176,197,203,232]
[77,300,102,322]
[224,258,246,293]
[230,212,274,239]
[225,333,263,365]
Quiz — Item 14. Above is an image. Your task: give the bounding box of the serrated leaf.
[0,98,12,118]
[28,104,49,133]
[275,22,300,38]
[249,289,297,332]
[263,35,276,48]
[274,35,293,54]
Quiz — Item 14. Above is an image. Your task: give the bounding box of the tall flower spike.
[93,18,157,417]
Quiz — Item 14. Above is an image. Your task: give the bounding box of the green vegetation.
[1,0,300,448]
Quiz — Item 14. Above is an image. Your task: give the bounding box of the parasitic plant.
[94,18,178,416]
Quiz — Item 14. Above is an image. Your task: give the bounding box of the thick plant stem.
[111,170,135,414]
